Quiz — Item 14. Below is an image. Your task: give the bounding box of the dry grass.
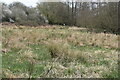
[2,25,119,78]
[67,32,118,49]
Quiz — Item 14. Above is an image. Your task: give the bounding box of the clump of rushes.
[46,40,69,59]
[45,40,87,63]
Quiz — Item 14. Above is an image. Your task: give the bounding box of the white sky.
[0,0,39,7]
[0,0,119,7]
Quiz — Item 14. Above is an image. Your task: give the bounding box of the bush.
[1,2,48,26]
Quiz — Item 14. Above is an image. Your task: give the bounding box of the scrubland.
[1,25,119,78]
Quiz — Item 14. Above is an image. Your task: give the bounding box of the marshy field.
[2,25,119,78]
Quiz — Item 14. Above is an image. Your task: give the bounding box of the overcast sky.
[0,0,118,7]
[0,0,65,7]
[0,0,39,7]
[0,0,67,7]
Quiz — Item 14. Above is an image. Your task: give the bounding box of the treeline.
[0,1,119,34]
[37,2,118,34]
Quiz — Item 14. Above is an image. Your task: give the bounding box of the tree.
[1,2,12,22]
[37,2,70,25]
[7,2,48,26]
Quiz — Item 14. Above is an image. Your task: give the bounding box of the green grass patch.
[32,64,44,78]
[102,69,118,78]
[30,44,52,61]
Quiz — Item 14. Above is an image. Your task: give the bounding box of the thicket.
[37,2,118,34]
